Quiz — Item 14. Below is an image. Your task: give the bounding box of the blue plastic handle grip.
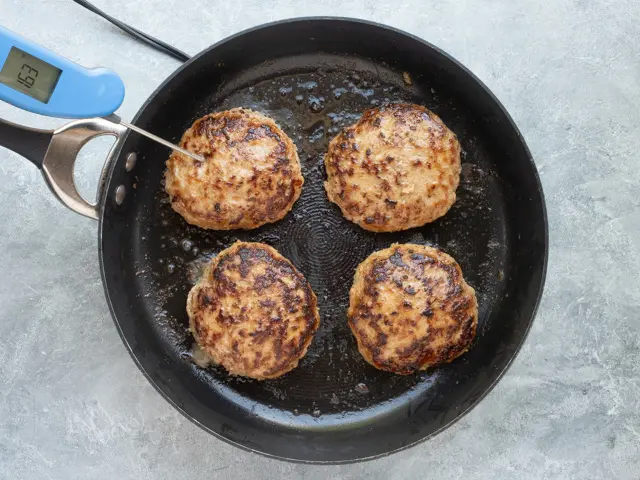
[0,25,124,118]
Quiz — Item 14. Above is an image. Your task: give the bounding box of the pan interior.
[100,20,546,462]
[139,58,504,414]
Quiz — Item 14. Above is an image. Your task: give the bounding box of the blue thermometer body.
[0,25,124,118]
[0,25,203,161]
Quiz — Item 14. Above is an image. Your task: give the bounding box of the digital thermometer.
[0,25,202,160]
[0,25,124,117]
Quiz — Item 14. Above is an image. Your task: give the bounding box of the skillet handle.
[0,117,126,220]
[0,119,52,168]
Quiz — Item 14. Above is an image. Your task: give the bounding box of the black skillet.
[0,18,548,463]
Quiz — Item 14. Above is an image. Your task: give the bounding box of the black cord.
[71,0,190,63]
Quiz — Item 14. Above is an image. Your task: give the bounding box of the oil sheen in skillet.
[137,60,508,418]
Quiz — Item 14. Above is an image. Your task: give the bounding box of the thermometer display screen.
[0,46,62,103]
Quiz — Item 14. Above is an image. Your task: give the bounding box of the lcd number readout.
[17,63,38,88]
[0,46,62,103]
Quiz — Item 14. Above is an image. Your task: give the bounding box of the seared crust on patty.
[348,244,477,375]
[187,242,320,380]
[324,104,461,232]
[165,108,303,230]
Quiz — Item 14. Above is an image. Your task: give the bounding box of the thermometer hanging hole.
[115,185,126,206]
[125,152,137,172]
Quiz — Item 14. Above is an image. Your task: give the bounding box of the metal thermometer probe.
[107,114,203,160]
[0,25,203,161]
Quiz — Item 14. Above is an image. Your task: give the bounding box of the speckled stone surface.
[1,1,639,478]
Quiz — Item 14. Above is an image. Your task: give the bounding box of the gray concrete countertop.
[1,1,639,478]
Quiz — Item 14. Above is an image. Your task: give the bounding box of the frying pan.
[0,18,547,463]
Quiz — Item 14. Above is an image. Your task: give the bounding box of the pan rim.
[98,16,549,464]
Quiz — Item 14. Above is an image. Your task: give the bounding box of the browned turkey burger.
[166,108,303,230]
[348,243,477,374]
[324,104,461,232]
[187,242,320,380]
